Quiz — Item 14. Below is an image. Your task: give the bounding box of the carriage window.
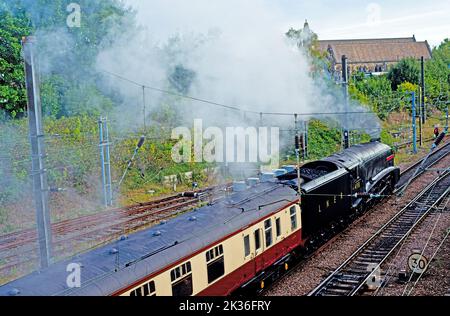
[207,256,225,284]
[265,219,273,247]
[290,206,297,231]
[130,286,142,296]
[276,218,281,237]
[244,235,250,257]
[141,280,156,296]
[206,245,225,284]
[130,281,156,296]
[171,262,191,282]
[171,268,181,281]
[206,245,224,263]
[172,275,193,296]
[171,262,193,296]
[148,281,156,295]
[254,229,261,250]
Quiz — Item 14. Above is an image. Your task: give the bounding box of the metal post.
[418,87,423,147]
[421,56,426,123]
[104,119,113,206]
[99,118,107,207]
[304,121,309,159]
[99,117,113,207]
[294,114,301,204]
[342,55,349,101]
[446,106,449,133]
[412,92,417,154]
[342,55,350,148]
[343,130,350,149]
[22,36,52,268]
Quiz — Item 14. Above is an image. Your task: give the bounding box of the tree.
[349,73,395,119]
[425,39,450,111]
[0,9,32,118]
[0,0,134,118]
[387,58,420,90]
[285,21,328,75]
[285,21,319,54]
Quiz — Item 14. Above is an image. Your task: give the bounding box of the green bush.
[307,120,342,159]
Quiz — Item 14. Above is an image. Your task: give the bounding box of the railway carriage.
[0,182,302,296]
[0,141,400,296]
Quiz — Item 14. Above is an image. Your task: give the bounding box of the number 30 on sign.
[408,253,428,274]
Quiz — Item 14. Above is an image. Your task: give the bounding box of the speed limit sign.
[408,253,429,274]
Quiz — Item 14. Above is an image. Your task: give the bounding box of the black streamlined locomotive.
[280,140,400,248]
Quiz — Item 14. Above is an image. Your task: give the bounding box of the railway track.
[395,141,450,191]
[0,196,193,251]
[308,170,450,296]
[395,136,435,150]
[0,186,225,276]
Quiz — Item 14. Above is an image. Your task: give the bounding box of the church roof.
[318,37,432,64]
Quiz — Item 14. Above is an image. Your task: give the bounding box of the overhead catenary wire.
[100,69,375,118]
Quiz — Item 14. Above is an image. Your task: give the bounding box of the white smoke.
[98,1,308,124]
[96,0,380,136]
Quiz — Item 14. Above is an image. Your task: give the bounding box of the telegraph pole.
[22,36,52,268]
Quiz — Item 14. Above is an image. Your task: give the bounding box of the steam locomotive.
[0,141,399,296]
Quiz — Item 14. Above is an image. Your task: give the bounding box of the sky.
[274,0,450,47]
[126,0,449,47]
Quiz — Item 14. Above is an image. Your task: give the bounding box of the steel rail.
[308,171,450,296]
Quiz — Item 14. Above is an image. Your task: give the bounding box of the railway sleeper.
[319,292,342,296]
[326,282,357,291]
[331,277,362,285]
[357,255,385,262]
[351,259,379,265]
[359,253,387,259]
[345,266,373,274]
[337,273,367,281]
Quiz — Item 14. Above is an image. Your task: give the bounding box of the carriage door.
[253,228,264,272]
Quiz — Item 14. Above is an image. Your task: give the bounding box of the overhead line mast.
[22,36,52,268]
